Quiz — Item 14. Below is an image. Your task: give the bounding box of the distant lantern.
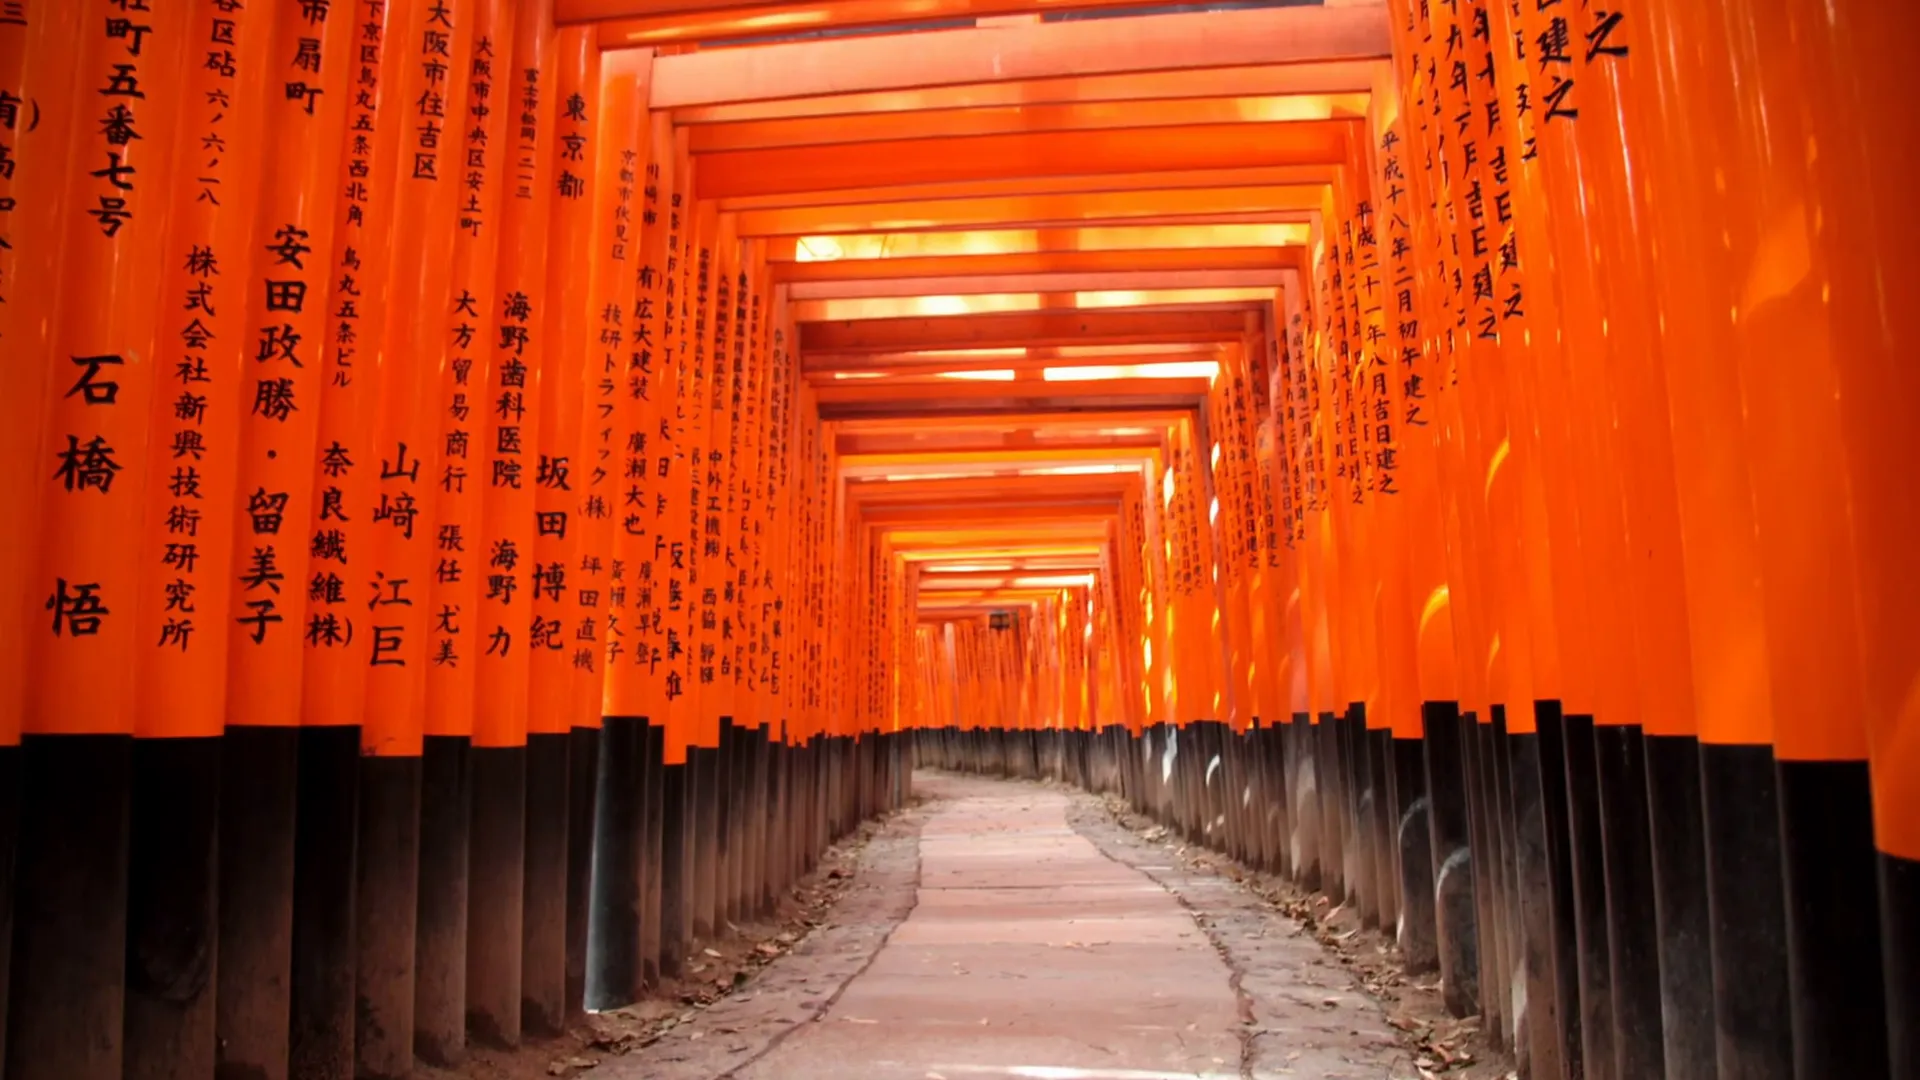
[989,610,1012,631]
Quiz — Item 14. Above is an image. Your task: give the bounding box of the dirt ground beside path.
[420,797,929,1080]
[1062,786,1515,1080]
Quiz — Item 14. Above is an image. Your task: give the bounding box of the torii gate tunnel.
[0,0,1915,1078]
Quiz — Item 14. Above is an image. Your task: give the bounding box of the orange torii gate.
[0,3,1915,1080]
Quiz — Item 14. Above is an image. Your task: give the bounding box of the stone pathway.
[594,774,1414,1080]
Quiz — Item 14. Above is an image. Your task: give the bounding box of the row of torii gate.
[0,0,1915,1079]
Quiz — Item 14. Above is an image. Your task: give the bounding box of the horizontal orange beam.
[772,223,1310,262]
[586,0,1192,44]
[672,61,1385,124]
[694,122,1353,198]
[787,268,1292,300]
[837,433,1165,456]
[717,165,1341,212]
[889,534,1115,553]
[817,390,1207,421]
[809,344,1224,374]
[733,182,1326,236]
[791,289,1274,323]
[648,6,1392,106]
[829,408,1189,432]
[800,308,1249,352]
[688,95,1369,153]
[899,543,1106,557]
[848,474,1136,501]
[772,247,1293,283]
[858,504,1122,524]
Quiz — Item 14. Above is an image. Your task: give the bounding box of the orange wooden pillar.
[622,111,682,987]
[113,0,270,1075]
[211,0,353,1074]
[468,0,556,1049]
[677,200,724,940]
[0,0,71,792]
[1377,0,1468,1002]
[579,46,653,1014]
[516,23,596,1037]
[289,3,421,1072]
[649,135,701,975]
[0,3,83,1061]
[9,3,188,1078]
[1785,1,1920,1072]
[1682,2,1896,1074]
[1362,102,1437,970]
[417,1,510,1065]
[354,4,475,1073]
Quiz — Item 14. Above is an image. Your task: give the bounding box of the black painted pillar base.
[415,735,471,1068]
[640,724,664,989]
[1777,758,1888,1080]
[1510,724,1565,1080]
[588,716,644,1011]
[716,723,737,929]
[125,736,222,1080]
[1594,723,1662,1080]
[289,725,361,1080]
[1318,715,1346,902]
[750,724,772,916]
[1421,701,1476,1016]
[689,745,720,941]
[1394,734,1437,973]
[565,724,598,1022]
[760,730,782,914]
[1482,710,1516,1048]
[1368,725,1396,934]
[1644,732,1716,1080]
[217,726,299,1080]
[657,760,692,979]
[1878,850,1920,1079]
[1699,741,1794,1080]
[0,742,16,1071]
[521,732,570,1038]
[6,735,132,1080]
[1535,704,1586,1080]
[1561,713,1615,1080]
[354,753,421,1080]
[467,744,525,1049]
